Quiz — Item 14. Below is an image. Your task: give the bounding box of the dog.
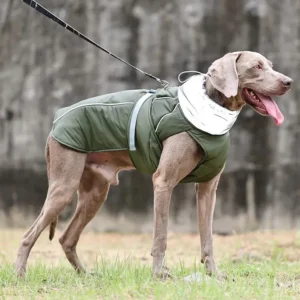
[16,51,292,279]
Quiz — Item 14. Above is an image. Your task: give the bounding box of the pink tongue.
[258,93,284,125]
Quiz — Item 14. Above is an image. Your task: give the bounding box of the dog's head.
[206,51,293,125]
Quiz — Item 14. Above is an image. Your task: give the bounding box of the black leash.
[21,0,170,88]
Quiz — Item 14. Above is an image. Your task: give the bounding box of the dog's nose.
[282,77,293,87]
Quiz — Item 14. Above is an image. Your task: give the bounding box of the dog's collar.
[178,73,241,135]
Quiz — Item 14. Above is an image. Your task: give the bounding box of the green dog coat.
[51,87,229,183]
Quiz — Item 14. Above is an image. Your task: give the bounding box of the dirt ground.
[1,229,300,268]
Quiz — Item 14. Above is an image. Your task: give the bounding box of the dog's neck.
[205,78,245,111]
[178,74,241,135]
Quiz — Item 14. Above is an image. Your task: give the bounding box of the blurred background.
[0,0,299,233]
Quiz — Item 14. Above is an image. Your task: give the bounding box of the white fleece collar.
[177,73,241,135]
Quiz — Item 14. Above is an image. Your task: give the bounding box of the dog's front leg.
[151,170,174,278]
[195,170,224,279]
[150,133,202,279]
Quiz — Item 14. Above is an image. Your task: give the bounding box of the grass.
[0,230,300,299]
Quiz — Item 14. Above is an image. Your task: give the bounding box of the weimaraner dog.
[16,51,292,279]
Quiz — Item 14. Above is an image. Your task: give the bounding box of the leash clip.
[158,79,170,89]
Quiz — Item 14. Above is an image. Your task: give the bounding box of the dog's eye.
[254,63,263,70]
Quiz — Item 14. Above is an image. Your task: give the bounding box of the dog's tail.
[49,218,58,241]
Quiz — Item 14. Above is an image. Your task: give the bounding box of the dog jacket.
[51,87,229,183]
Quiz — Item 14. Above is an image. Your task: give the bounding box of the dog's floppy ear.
[207,52,242,98]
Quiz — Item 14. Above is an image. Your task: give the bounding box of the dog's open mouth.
[243,88,284,125]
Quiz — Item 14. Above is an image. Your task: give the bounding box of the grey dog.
[16,51,292,279]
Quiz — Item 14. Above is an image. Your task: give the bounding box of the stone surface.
[1,0,300,230]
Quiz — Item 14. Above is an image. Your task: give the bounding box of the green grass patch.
[0,256,299,300]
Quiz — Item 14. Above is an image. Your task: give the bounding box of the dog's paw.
[16,267,26,279]
[215,271,227,282]
[153,266,173,280]
[203,259,227,281]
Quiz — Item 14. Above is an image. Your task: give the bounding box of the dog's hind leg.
[15,137,86,277]
[59,168,110,273]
